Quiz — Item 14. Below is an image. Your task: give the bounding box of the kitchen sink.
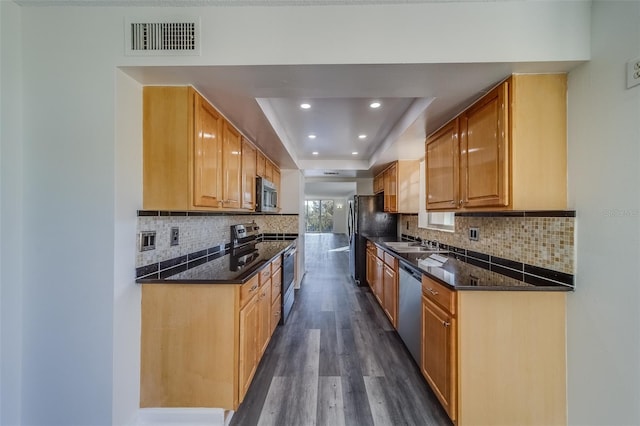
[383,242,448,254]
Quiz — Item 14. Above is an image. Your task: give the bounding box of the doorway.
[304,200,334,233]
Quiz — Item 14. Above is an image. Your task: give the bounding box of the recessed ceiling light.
[352,151,359,155]
[312,151,319,155]
[358,134,367,139]
[308,134,316,139]
[369,101,381,109]
[300,103,311,109]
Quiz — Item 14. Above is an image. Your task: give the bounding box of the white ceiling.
[52,0,584,197]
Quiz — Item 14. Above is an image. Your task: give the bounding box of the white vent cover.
[125,17,200,56]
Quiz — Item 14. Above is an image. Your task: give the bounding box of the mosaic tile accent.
[136,214,299,268]
[400,214,575,274]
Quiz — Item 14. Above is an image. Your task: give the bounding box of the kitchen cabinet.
[420,276,567,425]
[383,163,397,212]
[140,256,285,410]
[239,284,260,401]
[265,159,275,182]
[221,120,243,209]
[365,244,398,328]
[382,262,398,328]
[256,150,266,178]
[373,173,384,194]
[375,160,420,213]
[425,74,567,211]
[143,86,248,211]
[257,278,272,357]
[425,118,460,210]
[421,278,457,420]
[241,138,257,210]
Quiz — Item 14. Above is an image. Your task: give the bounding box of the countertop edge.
[367,237,573,292]
[135,241,294,285]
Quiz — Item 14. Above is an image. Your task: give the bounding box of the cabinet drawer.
[376,246,385,259]
[422,276,456,315]
[259,265,272,285]
[271,256,282,272]
[383,252,397,268]
[240,275,260,308]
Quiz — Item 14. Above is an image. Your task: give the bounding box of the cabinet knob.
[443,321,450,327]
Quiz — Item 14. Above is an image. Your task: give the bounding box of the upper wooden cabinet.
[143,87,238,211]
[241,138,257,210]
[426,118,460,210]
[375,160,420,213]
[425,74,567,211]
[221,121,242,209]
[256,150,266,178]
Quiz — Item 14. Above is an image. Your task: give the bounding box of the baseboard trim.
[134,408,233,426]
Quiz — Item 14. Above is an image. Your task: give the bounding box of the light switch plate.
[627,58,640,89]
[170,227,179,246]
[139,231,156,251]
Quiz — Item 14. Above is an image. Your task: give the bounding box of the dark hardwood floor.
[230,233,452,426]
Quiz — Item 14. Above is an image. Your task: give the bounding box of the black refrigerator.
[348,194,397,286]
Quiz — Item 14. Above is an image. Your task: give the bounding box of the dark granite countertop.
[364,236,572,292]
[136,240,294,284]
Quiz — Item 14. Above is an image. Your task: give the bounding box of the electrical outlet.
[627,57,640,89]
[469,227,479,241]
[139,231,156,251]
[170,227,179,246]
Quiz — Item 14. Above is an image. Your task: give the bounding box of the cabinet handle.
[443,321,450,327]
[427,288,439,296]
[249,284,258,293]
[450,200,455,205]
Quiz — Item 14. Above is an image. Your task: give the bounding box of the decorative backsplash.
[136,213,299,268]
[400,214,575,274]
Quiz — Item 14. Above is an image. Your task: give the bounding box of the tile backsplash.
[136,214,299,268]
[401,214,575,274]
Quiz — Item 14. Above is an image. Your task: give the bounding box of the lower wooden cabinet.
[140,256,284,410]
[420,276,567,425]
[257,279,272,357]
[239,291,260,401]
[382,263,398,328]
[421,293,456,420]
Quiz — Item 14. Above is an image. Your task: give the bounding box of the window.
[304,200,334,233]
[426,212,455,232]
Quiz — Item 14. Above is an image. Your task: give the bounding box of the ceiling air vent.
[125,18,200,56]
[323,171,340,176]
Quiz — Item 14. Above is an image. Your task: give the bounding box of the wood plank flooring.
[230,233,452,426]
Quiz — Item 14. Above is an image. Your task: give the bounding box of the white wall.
[566,2,640,424]
[332,199,348,235]
[1,2,23,425]
[1,1,592,424]
[113,70,143,426]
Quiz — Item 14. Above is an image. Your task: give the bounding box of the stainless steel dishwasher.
[398,262,423,365]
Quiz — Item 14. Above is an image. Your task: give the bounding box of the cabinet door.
[241,138,257,210]
[257,280,272,357]
[460,81,509,208]
[374,257,384,304]
[366,249,375,288]
[265,160,274,182]
[193,94,223,208]
[426,118,460,210]
[221,121,242,209]
[422,296,456,421]
[256,150,266,178]
[383,264,397,327]
[239,295,259,402]
[387,163,398,212]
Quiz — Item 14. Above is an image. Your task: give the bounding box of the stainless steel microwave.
[256,176,278,212]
